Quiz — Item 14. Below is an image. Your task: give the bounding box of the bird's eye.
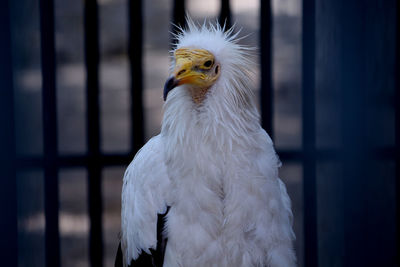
[203,60,213,68]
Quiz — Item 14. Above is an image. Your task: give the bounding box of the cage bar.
[302,0,318,266]
[172,0,186,39]
[219,0,231,29]
[84,0,103,266]
[129,0,144,154]
[339,1,369,265]
[0,0,18,266]
[260,0,273,138]
[395,0,400,264]
[39,0,60,266]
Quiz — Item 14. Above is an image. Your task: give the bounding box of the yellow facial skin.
[171,48,221,103]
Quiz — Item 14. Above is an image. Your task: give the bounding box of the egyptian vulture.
[115,19,296,267]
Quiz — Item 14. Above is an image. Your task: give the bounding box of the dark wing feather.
[115,207,170,267]
[115,242,154,267]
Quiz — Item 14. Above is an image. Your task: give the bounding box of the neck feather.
[161,79,260,152]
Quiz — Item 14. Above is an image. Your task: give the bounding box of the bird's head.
[163,19,255,107]
[164,47,221,103]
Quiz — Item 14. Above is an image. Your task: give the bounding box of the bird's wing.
[254,129,297,267]
[120,135,170,267]
[277,177,294,228]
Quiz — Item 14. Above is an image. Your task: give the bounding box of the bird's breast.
[163,132,257,266]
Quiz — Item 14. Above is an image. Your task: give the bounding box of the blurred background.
[1,0,398,266]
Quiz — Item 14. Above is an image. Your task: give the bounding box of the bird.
[115,19,296,267]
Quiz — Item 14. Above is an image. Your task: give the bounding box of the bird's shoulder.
[124,135,165,179]
[122,134,170,215]
[251,127,280,165]
[122,135,170,193]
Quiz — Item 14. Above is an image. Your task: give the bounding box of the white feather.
[121,136,170,266]
[122,20,296,267]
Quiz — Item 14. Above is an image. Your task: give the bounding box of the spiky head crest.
[169,18,257,109]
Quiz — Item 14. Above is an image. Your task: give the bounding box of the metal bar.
[15,146,398,169]
[219,0,231,29]
[302,0,317,266]
[395,0,400,263]
[340,0,369,265]
[0,0,17,265]
[260,0,273,139]
[129,0,144,153]
[172,0,186,38]
[16,154,134,169]
[39,0,60,265]
[84,0,103,266]
[16,154,135,169]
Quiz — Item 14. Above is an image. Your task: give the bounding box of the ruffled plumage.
[120,19,296,267]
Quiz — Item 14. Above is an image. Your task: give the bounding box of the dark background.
[0,0,398,266]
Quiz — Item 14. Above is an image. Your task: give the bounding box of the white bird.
[116,19,296,267]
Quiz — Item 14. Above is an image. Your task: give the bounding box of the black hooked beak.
[163,77,179,101]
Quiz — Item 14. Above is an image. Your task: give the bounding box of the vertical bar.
[260,0,273,138]
[219,0,231,29]
[396,0,400,264]
[170,0,186,48]
[39,0,60,266]
[302,0,317,266]
[340,0,369,265]
[84,0,103,266]
[173,0,186,28]
[129,0,144,153]
[0,0,18,266]
[172,0,186,37]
